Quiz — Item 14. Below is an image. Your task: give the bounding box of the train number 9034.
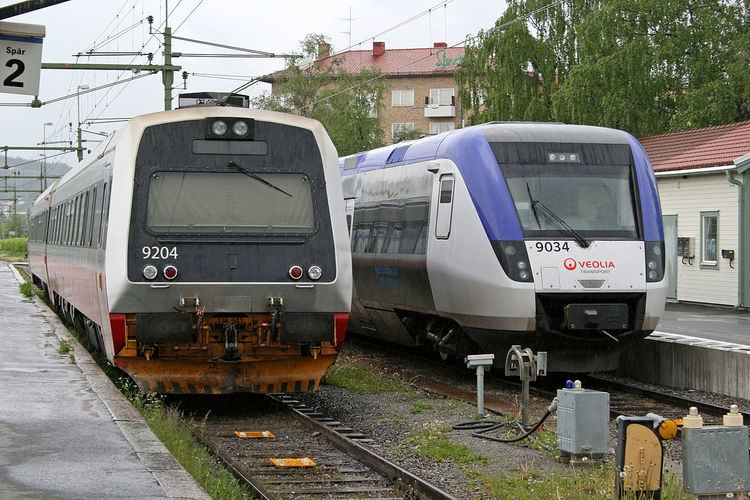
[142,246,179,259]
[535,241,570,252]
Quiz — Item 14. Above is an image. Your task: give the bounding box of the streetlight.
[76,85,89,162]
[42,122,52,190]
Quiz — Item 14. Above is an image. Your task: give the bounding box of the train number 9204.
[142,246,179,259]
[535,241,570,252]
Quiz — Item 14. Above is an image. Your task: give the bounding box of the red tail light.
[163,265,178,280]
[289,265,303,280]
[333,313,349,350]
[109,313,126,355]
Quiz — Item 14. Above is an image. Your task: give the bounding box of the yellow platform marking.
[269,458,316,467]
[235,431,275,439]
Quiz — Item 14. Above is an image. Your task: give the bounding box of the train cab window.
[147,172,315,234]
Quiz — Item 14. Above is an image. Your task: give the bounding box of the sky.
[0,0,508,163]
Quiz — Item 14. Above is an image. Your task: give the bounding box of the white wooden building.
[640,121,750,307]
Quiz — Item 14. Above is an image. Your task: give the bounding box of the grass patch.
[482,465,689,500]
[59,338,72,355]
[19,281,34,298]
[323,362,407,393]
[0,237,27,259]
[410,400,434,414]
[119,379,250,499]
[408,422,487,465]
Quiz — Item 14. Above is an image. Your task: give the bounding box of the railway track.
[193,393,455,500]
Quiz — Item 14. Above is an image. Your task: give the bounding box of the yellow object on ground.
[269,458,316,467]
[234,431,275,439]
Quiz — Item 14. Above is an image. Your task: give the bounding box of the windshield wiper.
[526,182,590,248]
[228,161,293,198]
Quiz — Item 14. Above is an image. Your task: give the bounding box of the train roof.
[339,122,633,174]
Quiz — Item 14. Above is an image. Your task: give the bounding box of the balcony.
[424,105,456,118]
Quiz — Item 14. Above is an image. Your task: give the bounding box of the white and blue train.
[340,122,666,372]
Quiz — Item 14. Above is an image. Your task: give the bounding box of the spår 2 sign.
[0,21,45,96]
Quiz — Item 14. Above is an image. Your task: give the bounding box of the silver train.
[28,107,352,394]
[340,122,667,372]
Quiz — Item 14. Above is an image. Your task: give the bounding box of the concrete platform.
[617,302,750,400]
[0,263,209,499]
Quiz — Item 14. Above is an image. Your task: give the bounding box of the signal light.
[211,120,227,136]
[308,265,322,280]
[232,120,249,137]
[163,265,178,280]
[289,265,303,280]
[142,265,158,280]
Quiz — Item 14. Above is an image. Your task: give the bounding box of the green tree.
[253,34,387,156]
[457,0,750,136]
[1,214,27,239]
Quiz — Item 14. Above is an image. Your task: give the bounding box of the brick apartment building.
[262,41,466,143]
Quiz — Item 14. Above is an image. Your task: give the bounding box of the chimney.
[373,41,385,57]
[433,42,448,49]
[318,42,331,59]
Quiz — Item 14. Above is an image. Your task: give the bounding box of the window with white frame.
[429,122,455,135]
[391,122,415,138]
[700,211,719,267]
[429,88,454,106]
[391,90,414,107]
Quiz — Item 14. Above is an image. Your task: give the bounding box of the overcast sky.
[1,0,508,163]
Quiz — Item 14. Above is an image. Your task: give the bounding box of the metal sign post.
[0,20,45,96]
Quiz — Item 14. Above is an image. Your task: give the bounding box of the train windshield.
[147,171,315,233]
[493,142,638,239]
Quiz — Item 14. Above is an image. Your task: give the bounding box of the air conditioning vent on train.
[577,279,605,289]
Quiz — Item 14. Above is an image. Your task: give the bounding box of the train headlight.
[232,120,249,137]
[308,265,322,280]
[492,241,534,283]
[143,265,158,280]
[289,265,303,280]
[211,120,228,137]
[163,265,178,280]
[645,241,665,282]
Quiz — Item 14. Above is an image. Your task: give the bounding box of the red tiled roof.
[640,121,750,172]
[263,45,465,82]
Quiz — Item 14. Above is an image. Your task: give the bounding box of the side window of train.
[385,224,403,253]
[98,182,108,248]
[89,187,97,247]
[435,174,454,239]
[414,221,429,254]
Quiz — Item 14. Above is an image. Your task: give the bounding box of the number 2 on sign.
[142,246,178,259]
[4,59,25,88]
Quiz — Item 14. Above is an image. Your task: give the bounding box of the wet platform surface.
[0,264,207,499]
[619,302,750,399]
[656,302,750,345]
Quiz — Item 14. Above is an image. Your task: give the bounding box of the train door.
[435,174,454,239]
[663,215,678,300]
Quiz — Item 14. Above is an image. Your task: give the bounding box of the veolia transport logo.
[563,258,577,271]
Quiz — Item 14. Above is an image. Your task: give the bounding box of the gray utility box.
[683,426,750,495]
[557,388,610,455]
